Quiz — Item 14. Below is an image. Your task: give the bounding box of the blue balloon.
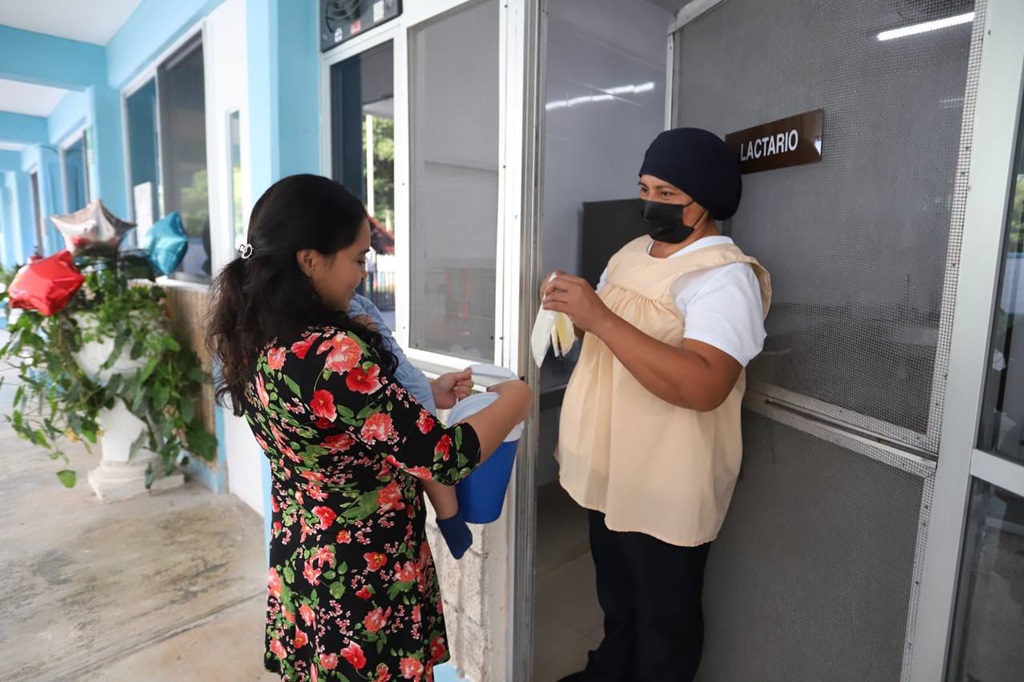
[141,213,189,276]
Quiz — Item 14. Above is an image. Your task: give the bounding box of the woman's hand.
[432,368,474,410]
[542,272,614,335]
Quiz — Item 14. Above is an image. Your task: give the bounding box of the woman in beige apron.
[544,129,772,682]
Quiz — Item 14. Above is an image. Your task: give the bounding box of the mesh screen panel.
[674,0,978,441]
[698,413,929,682]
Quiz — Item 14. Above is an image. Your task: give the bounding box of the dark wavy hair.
[206,174,397,415]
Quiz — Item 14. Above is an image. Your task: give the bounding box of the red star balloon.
[51,199,134,254]
[7,250,86,316]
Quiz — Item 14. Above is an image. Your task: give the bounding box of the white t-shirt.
[597,236,766,367]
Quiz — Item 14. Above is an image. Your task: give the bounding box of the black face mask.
[640,200,705,244]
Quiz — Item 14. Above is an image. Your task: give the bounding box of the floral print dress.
[242,326,482,682]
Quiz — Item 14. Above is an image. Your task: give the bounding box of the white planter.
[72,328,147,385]
[71,313,184,501]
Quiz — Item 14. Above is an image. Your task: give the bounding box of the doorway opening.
[529,1,674,679]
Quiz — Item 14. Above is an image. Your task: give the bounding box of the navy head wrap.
[639,128,742,220]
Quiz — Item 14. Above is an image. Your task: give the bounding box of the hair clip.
[237,243,254,260]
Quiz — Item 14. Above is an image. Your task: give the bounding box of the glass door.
[943,49,1024,682]
[912,0,1024,679]
[665,1,987,679]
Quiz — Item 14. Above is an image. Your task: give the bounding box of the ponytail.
[207,257,254,416]
[206,175,398,417]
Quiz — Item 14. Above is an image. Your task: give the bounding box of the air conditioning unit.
[320,0,402,52]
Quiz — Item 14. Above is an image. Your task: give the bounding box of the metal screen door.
[668,1,985,680]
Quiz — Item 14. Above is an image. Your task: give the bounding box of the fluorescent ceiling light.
[546,81,656,111]
[877,11,974,41]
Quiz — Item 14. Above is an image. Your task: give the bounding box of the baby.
[348,293,474,558]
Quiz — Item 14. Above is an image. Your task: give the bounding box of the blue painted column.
[89,86,129,220]
[19,145,66,256]
[0,162,18,268]
[245,0,321,549]
[40,146,65,255]
[12,172,36,263]
[0,171,26,266]
[0,172,12,268]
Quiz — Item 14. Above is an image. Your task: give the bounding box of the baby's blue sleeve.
[348,294,437,413]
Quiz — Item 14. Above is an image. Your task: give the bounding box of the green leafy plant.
[0,246,217,488]
[362,115,395,225]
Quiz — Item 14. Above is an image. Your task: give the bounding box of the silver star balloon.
[51,199,135,254]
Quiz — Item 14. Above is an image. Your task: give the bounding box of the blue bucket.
[456,439,520,524]
[447,386,524,524]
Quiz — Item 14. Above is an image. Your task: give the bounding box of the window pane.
[158,39,210,280]
[228,111,244,253]
[63,136,88,213]
[409,1,500,361]
[978,101,1024,464]
[125,79,161,236]
[330,41,397,329]
[947,479,1024,682]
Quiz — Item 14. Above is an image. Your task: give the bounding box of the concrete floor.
[0,365,277,682]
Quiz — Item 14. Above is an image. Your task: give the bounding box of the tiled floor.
[532,484,602,682]
[0,379,276,681]
[0,346,467,682]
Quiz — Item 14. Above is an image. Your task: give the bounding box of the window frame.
[59,128,91,214]
[225,108,245,255]
[120,24,212,284]
[320,0,526,374]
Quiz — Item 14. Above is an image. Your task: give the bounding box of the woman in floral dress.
[207,175,532,681]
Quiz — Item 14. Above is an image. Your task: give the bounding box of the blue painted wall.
[276,1,320,179]
[0,26,128,236]
[0,26,105,90]
[106,0,226,89]
[0,171,16,268]
[88,85,128,218]
[246,0,320,198]
[19,145,64,256]
[48,92,91,146]
[0,164,37,265]
[245,0,321,551]
[0,112,48,146]
[0,152,18,174]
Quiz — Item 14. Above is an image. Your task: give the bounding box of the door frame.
[27,167,43,256]
[911,0,1024,678]
[508,4,544,680]
[58,128,90,213]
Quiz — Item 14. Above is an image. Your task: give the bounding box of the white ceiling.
[0,0,143,45]
[0,79,71,117]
